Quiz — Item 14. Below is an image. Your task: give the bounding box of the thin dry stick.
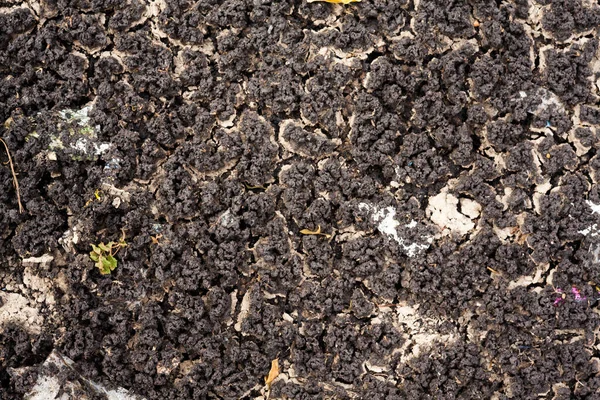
[0,138,23,213]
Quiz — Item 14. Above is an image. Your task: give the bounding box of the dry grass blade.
[0,138,24,213]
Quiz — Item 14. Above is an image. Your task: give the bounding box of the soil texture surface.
[3,0,600,399]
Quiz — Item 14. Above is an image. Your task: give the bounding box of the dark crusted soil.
[3,0,600,399]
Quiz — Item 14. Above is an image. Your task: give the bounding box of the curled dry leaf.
[265,358,279,388]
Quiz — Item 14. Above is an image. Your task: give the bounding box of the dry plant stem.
[0,138,24,213]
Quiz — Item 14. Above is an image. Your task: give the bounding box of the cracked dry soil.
[3,0,600,399]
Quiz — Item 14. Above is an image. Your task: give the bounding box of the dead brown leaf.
[265,358,279,388]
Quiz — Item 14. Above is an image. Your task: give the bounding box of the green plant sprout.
[89,232,127,275]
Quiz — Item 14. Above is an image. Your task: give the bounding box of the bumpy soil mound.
[3,0,600,399]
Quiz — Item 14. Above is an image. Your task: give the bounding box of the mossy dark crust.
[2,0,600,398]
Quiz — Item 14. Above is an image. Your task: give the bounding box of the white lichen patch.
[59,222,83,253]
[40,103,113,160]
[48,135,65,151]
[586,200,600,215]
[406,219,417,229]
[359,203,432,257]
[96,142,112,155]
[530,88,565,120]
[74,136,94,153]
[71,137,111,156]
[579,224,600,237]
[578,201,600,241]
[427,187,479,236]
[59,105,93,126]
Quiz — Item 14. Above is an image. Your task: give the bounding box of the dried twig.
[0,138,23,213]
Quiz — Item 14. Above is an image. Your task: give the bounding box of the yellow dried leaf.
[151,234,163,245]
[265,359,279,388]
[308,0,360,3]
[299,225,332,239]
[300,225,322,235]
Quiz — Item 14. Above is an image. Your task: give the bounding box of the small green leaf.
[98,257,112,274]
[101,257,112,268]
[90,237,121,275]
[96,259,109,274]
[98,243,111,252]
[105,255,117,271]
